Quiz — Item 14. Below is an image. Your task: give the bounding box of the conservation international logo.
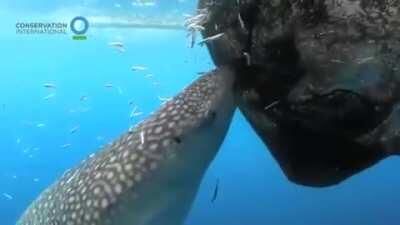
[70,16,89,40]
[15,16,89,41]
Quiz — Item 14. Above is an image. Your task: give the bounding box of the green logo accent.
[71,16,89,41]
[73,35,87,40]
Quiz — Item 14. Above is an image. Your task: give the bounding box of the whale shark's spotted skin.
[17,67,236,225]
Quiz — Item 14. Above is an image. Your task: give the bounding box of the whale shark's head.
[201,0,400,139]
[200,0,400,186]
[201,0,400,126]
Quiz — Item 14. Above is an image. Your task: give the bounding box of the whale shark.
[17,67,236,225]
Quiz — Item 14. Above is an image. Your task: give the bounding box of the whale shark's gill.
[17,67,236,225]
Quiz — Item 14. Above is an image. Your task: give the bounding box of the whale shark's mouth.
[270,89,383,137]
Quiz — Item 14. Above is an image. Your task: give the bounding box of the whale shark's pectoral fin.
[17,66,237,225]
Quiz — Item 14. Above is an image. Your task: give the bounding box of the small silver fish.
[211,178,219,203]
[2,193,13,200]
[264,101,280,111]
[108,42,126,53]
[238,13,246,30]
[189,29,197,48]
[131,65,148,71]
[60,144,72,149]
[69,126,80,134]
[243,52,251,66]
[130,106,143,118]
[198,33,225,46]
[184,13,208,27]
[80,95,88,102]
[108,42,124,48]
[43,93,56,100]
[187,24,205,31]
[117,86,124,95]
[43,83,56,89]
[158,96,172,104]
[36,123,46,128]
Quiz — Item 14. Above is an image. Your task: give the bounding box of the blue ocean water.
[1,1,400,225]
